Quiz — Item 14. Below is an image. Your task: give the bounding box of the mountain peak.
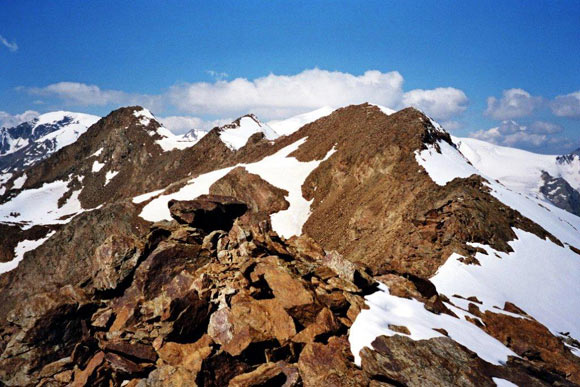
[217,114,279,151]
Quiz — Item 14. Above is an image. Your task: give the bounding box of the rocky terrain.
[0,104,579,386]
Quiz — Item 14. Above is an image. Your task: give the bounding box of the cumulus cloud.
[167,69,406,119]
[470,119,564,147]
[0,35,18,52]
[19,82,163,111]
[18,69,469,122]
[529,121,563,134]
[440,120,462,131]
[402,88,468,120]
[158,115,232,135]
[550,91,580,118]
[484,89,542,120]
[0,110,39,128]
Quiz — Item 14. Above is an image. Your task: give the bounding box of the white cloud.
[158,115,232,135]
[167,68,406,119]
[470,119,564,147]
[530,121,562,134]
[0,35,18,52]
[402,87,468,120]
[0,110,39,128]
[484,89,542,120]
[18,69,469,122]
[19,82,162,111]
[440,120,462,131]
[206,70,229,81]
[550,91,580,118]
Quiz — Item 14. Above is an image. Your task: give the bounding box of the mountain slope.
[0,104,579,386]
[0,111,99,176]
[455,136,580,216]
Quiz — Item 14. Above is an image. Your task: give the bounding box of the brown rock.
[298,336,368,386]
[91,233,142,292]
[293,307,341,343]
[250,258,313,309]
[157,334,213,375]
[216,295,297,356]
[209,166,290,222]
[168,195,248,232]
[71,351,105,387]
[360,335,496,386]
[229,361,300,387]
[388,324,411,335]
[102,339,157,363]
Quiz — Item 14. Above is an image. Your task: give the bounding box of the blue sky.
[1,1,579,153]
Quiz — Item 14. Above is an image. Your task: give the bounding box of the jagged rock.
[360,335,497,386]
[92,233,143,292]
[71,351,105,387]
[216,293,297,356]
[298,336,368,386]
[539,171,580,216]
[168,195,248,232]
[249,257,313,309]
[474,308,580,384]
[228,361,300,386]
[209,166,290,222]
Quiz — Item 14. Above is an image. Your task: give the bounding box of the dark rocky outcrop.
[169,195,248,232]
[539,171,580,216]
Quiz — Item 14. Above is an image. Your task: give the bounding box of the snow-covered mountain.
[1,104,579,386]
[0,111,100,176]
[454,136,580,215]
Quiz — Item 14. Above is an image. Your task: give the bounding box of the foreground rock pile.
[0,195,376,386]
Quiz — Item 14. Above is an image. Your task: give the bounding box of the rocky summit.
[1,104,580,386]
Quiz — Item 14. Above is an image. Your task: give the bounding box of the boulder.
[168,195,248,232]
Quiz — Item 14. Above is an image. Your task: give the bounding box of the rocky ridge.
[0,104,579,386]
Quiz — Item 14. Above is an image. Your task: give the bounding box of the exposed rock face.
[540,171,580,216]
[280,105,562,277]
[168,195,248,232]
[209,166,290,222]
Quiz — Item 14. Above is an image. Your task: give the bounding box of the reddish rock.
[298,336,368,386]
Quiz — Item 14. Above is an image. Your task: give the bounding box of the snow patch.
[369,103,396,116]
[12,173,27,189]
[245,140,336,238]
[0,177,83,228]
[140,138,336,238]
[220,115,279,151]
[415,141,479,185]
[154,126,200,152]
[492,378,518,387]
[140,167,236,222]
[349,282,516,366]
[105,170,119,185]
[133,108,155,126]
[91,147,104,158]
[0,232,56,275]
[432,229,580,341]
[455,136,580,197]
[268,107,335,136]
[92,160,105,173]
[132,188,167,204]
